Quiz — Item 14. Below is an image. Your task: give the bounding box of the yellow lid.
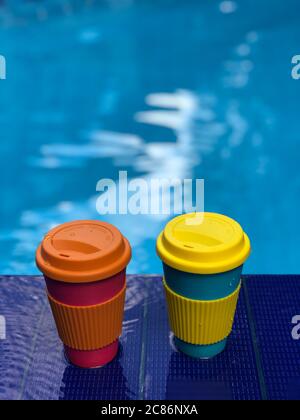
[156,212,251,274]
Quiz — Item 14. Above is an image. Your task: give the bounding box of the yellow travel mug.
[156,212,251,359]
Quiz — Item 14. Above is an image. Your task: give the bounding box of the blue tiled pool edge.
[1,275,300,400]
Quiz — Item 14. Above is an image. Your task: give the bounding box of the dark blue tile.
[2,275,300,400]
[245,275,300,400]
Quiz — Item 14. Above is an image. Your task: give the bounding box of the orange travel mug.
[36,220,131,368]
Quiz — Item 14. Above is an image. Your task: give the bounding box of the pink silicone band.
[45,270,126,306]
[64,341,119,368]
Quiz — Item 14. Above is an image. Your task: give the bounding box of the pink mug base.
[64,340,119,369]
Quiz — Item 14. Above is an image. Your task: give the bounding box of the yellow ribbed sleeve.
[164,280,241,345]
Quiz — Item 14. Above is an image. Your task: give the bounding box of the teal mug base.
[174,336,227,359]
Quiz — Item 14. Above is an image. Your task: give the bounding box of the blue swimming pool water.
[0,0,299,275]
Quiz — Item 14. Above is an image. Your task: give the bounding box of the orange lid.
[36,220,131,283]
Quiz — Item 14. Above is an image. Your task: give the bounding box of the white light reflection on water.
[4,85,250,275]
[223,31,258,89]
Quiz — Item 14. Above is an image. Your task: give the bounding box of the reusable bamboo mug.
[36,220,131,368]
[156,212,251,359]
